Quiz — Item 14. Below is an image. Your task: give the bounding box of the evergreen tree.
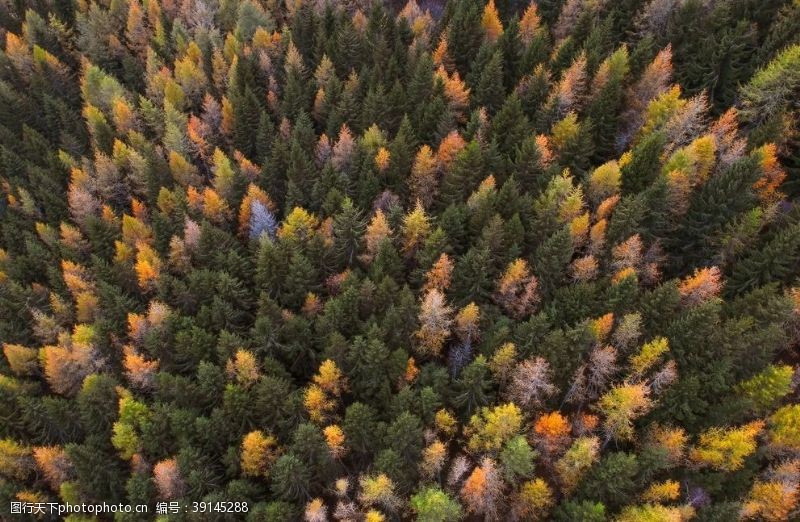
[490,92,529,167]
[332,197,365,267]
[473,49,506,115]
[445,0,484,75]
[440,141,485,207]
[727,221,800,296]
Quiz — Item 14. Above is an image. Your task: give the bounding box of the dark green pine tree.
[668,0,757,111]
[445,0,484,75]
[125,472,156,512]
[416,91,450,145]
[757,2,800,64]
[549,281,604,327]
[497,17,523,90]
[360,82,388,130]
[518,26,552,79]
[533,226,574,298]
[605,193,649,248]
[289,2,318,61]
[332,197,366,268]
[550,36,582,78]
[474,215,508,272]
[284,114,317,210]
[553,501,607,522]
[284,140,316,211]
[513,135,548,197]
[671,156,761,269]
[440,140,485,207]
[573,452,640,512]
[283,248,318,310]
[383,79,407,134]
[587,48,629,162]
[620,131,666,194]
[229,56,263,158]
[265,133,290,213]
[346,332,396,408]
[270,453,312,502]
[66,435,128,503]
[496,176,526,220]
[370,238,404,283]
[726,221,800,296]
[451,246,493,305]
[382,411,424,490]
[289,423,337,491]
[452,355,494,418]
[406,53,435,114]
[685,18,757,110]
[535,0,565,27]
[438,203,469,255]
[582,14,617,75]
[653,301,730,431]
[489,92,530,169]
[331,19,364,77]
[255,111,274,165]
[343,402,385,463]
[473,48,506,115]
[414,227,452,278]
[282,59,311,121]
[386,115,417,197]
[231,86,262,160]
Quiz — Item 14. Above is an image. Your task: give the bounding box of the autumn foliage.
[0,0,798,519]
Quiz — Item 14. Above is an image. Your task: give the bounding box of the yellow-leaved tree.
[494,259,540,319]
[481,0,504,43]
[598,383,653,442]
[240,430,279,479]
[466,403,523,452]
[401,201,431,257]
[689,421,764,471]
[415,289,453,357]
[555,436,600,493]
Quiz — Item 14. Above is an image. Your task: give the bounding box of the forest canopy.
[0,0,799,520]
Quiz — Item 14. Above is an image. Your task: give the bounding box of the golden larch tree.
[481,0,504,43]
